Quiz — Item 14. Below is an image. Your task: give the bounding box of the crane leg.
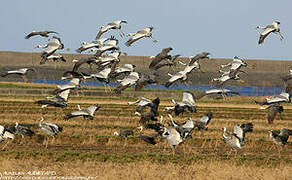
[150,36,158,43]
[276,32,284,40]
[119,30,125,37]
[107,84,112,92]
[45,136,49,149]
[52,136,56,145]
[1,140,11,151]
[123,137,128,147]
[103,83,107,93]
[279,113,283,120]
[22,75,29,83]
[200,139,207,148]
[171,146,176,155]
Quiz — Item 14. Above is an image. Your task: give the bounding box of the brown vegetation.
[0,83,291,179]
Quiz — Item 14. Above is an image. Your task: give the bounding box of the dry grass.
[0,159,291,180]
[0,85,291,179]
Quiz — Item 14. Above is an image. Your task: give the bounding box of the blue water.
[33,80,282,97]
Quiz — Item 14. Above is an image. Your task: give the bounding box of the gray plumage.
[35,89,71,108]
[148,47,173,70]
[138,97,160,124]
[167,91,197,116]
[188,52,210,66]
[14,122,35,138]
[222,123,253,149]
[168,114,194,138]
[1,68,35,77]
[65,104,100,120]
[39,117,62,137]
[194,112,213,130]
[40,36,64,62]
[96,20,127,39]
[269,128,292,146]
[256,21,283,44]
[114,129,134,137]
[125,27,157,46]
[25,30,59,39]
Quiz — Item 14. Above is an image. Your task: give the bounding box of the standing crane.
[222,123,253,150]
[0,125,15,150]
[39,117,62,148]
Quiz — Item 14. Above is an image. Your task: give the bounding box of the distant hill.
[0,51,291,86]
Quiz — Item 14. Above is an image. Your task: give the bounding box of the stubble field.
[0,82,291,179]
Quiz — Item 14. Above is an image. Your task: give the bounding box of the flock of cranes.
[0,20,291,153]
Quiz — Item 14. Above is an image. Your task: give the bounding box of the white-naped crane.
[39,117,62,148]
[135,73,157,91]
[254,92,290,106]
[144,116,164,134]
[76,37,111,53]
[94,37,120,57]
[211,69,247,86]
[14,122,35,138]
[188,52,211,66]
[125,27,157,47]
[53,77,82,94]
[95,51,121,67]
[96,20,127,39]
[128,97,153,114]
[136,97,160,124]
[39,36,64,63]
[46,54,66,63]
[194,112,213,131]
[114,71,140,94]
[255,77,292,106]
[0,125,15,150]
[281,69,292,82]
[148,47,173,70]
[1,68,35,82]
[269,128,292,146]
[165,91,196,116]
[256,21,284,44]
[220,56,247,72]
[113,129,134,137]
[61,71,85,80]
[222,123,253,150]
[110,64,136,80]
[168,114,194,139]
[114,64,136,74]
[161,126,183,154]
[165,61,199,88]
[25,30,59,39]
[195,88,240,100]
[137,126,159,145]
[153,54,181,71]
[65,104,100,120]
[259,103,283,124]
[72,56,97,72]
[35,89,71,108]
[91,67,113,92]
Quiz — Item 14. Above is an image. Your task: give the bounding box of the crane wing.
[182,92,195,106]
[259,27,275,44]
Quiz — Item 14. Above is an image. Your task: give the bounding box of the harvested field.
[0,82,291,179]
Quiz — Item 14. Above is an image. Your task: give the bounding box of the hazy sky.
[1,0,291,60]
